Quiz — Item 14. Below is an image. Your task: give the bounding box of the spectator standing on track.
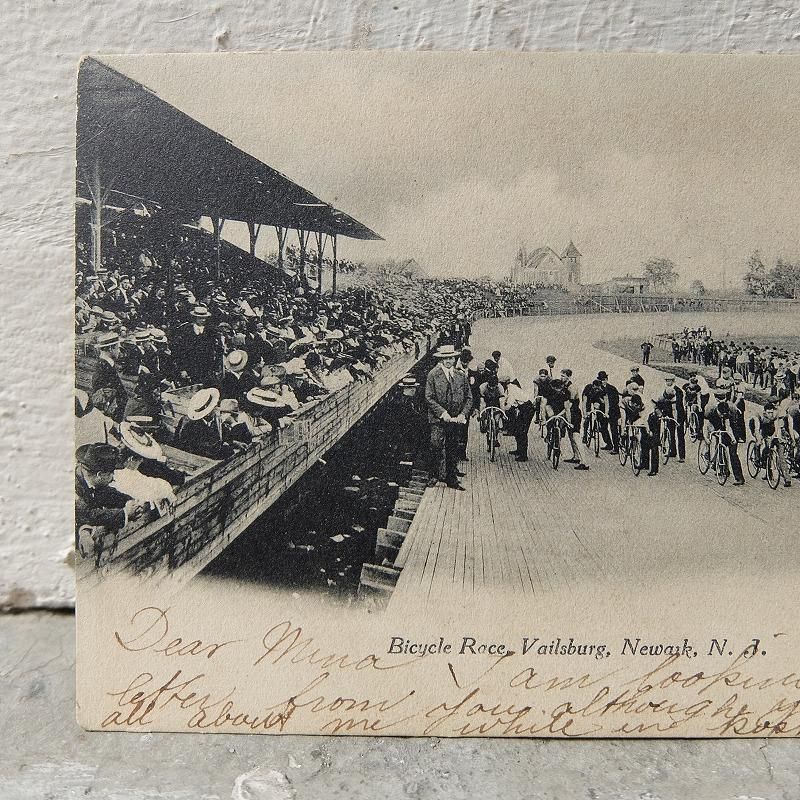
[641,340,653,365]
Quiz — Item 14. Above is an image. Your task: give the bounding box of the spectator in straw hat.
[246,384,293,428]
[175,387,234,460]
[113,422,177,511]
[220,349,255,402]
[91,331,128,422]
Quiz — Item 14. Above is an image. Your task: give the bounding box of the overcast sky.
[105,52,800,287]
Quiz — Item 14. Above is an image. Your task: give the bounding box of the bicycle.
[697,429,732,486]
[747,436,791,490]
[584,405,606,458]
[479,406,507,463]
[659,416,679,465]
[687,407,702,442]
[618,422,644,476]
[544,412,570,470]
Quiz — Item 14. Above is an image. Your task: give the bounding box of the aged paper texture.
[75,53,799,737]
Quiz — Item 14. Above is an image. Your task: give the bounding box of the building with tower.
[513,241,583,290]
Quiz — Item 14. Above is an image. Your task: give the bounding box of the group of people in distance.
[668,327,800,399]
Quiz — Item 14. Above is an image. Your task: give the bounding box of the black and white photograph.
[74,52,799,736]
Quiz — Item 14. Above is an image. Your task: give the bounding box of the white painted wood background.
[3,1,799,609]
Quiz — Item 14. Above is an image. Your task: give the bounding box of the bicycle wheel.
[716,445,730,486]
[661,426,671,465]
[592,420,601,458]
[766,449,781,490]
[618,431,629,466]
[630,437,643,476]
[487,420,496,462]
[746,441,761,478]
[688,412,700,442]
[697,440,711,475]
[546,427,553,460]
[551,433,561,470]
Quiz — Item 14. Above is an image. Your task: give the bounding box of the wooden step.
[386,516,411,534]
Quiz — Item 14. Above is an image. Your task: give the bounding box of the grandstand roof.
[76,58,381,241]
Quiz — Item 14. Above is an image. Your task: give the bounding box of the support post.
[85,158,114,274]
[297,229,311,293]
[247,222,262,258]
[275,226,288,270]
[211,217,225,279]
[314,231,328,294]
[331,235,338,297]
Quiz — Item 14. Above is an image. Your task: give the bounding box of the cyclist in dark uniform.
[705,401,745,485]
[749,402,792,487]
[532,368,553,424]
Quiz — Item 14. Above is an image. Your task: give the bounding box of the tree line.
[743,251,800,298]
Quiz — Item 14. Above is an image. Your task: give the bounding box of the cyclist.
[704,400,745,485]
[654,376,686,462]
[479,373,506,449]
[504,382,535,462]
[780,388,800,475]
[597,370,621,454]
[545,354,557,377]
[532,367,553,425]
[642,399,670,476]
[749,401,792,487]
[581,378,608,445]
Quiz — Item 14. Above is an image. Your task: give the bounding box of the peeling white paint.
[4,1,800,609]
[232,767,295,800]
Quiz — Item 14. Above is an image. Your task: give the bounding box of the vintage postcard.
[76,52,799,737]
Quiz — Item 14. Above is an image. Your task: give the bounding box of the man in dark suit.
[425,345,473,490]
[173,305,220,386]
[659,375,687,461]
[91,331,128,422]
[175,388,236,461]
[598,371,621,454]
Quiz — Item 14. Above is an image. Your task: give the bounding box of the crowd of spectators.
[667,326,800,398]
[74,213,486,562]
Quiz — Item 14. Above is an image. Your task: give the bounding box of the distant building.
[514,241,582,289]
[585,273,651,295]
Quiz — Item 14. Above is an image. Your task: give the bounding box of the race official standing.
[425,345,473,490]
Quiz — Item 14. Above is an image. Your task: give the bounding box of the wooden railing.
[473,295,800,320]
[77,338,429,591]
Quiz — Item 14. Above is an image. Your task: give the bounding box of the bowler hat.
[76,443,118,473]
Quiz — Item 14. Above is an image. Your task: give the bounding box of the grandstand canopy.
[76,58,381,241]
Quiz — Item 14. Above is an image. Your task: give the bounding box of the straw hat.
[186,387,220,420]
[119,422,165,462]
[246,387,286,408]
[96,331,121,349]
[434,345,458,359]
[148,327,168,344]
[224,349,248,372]
[190,305,212,319]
